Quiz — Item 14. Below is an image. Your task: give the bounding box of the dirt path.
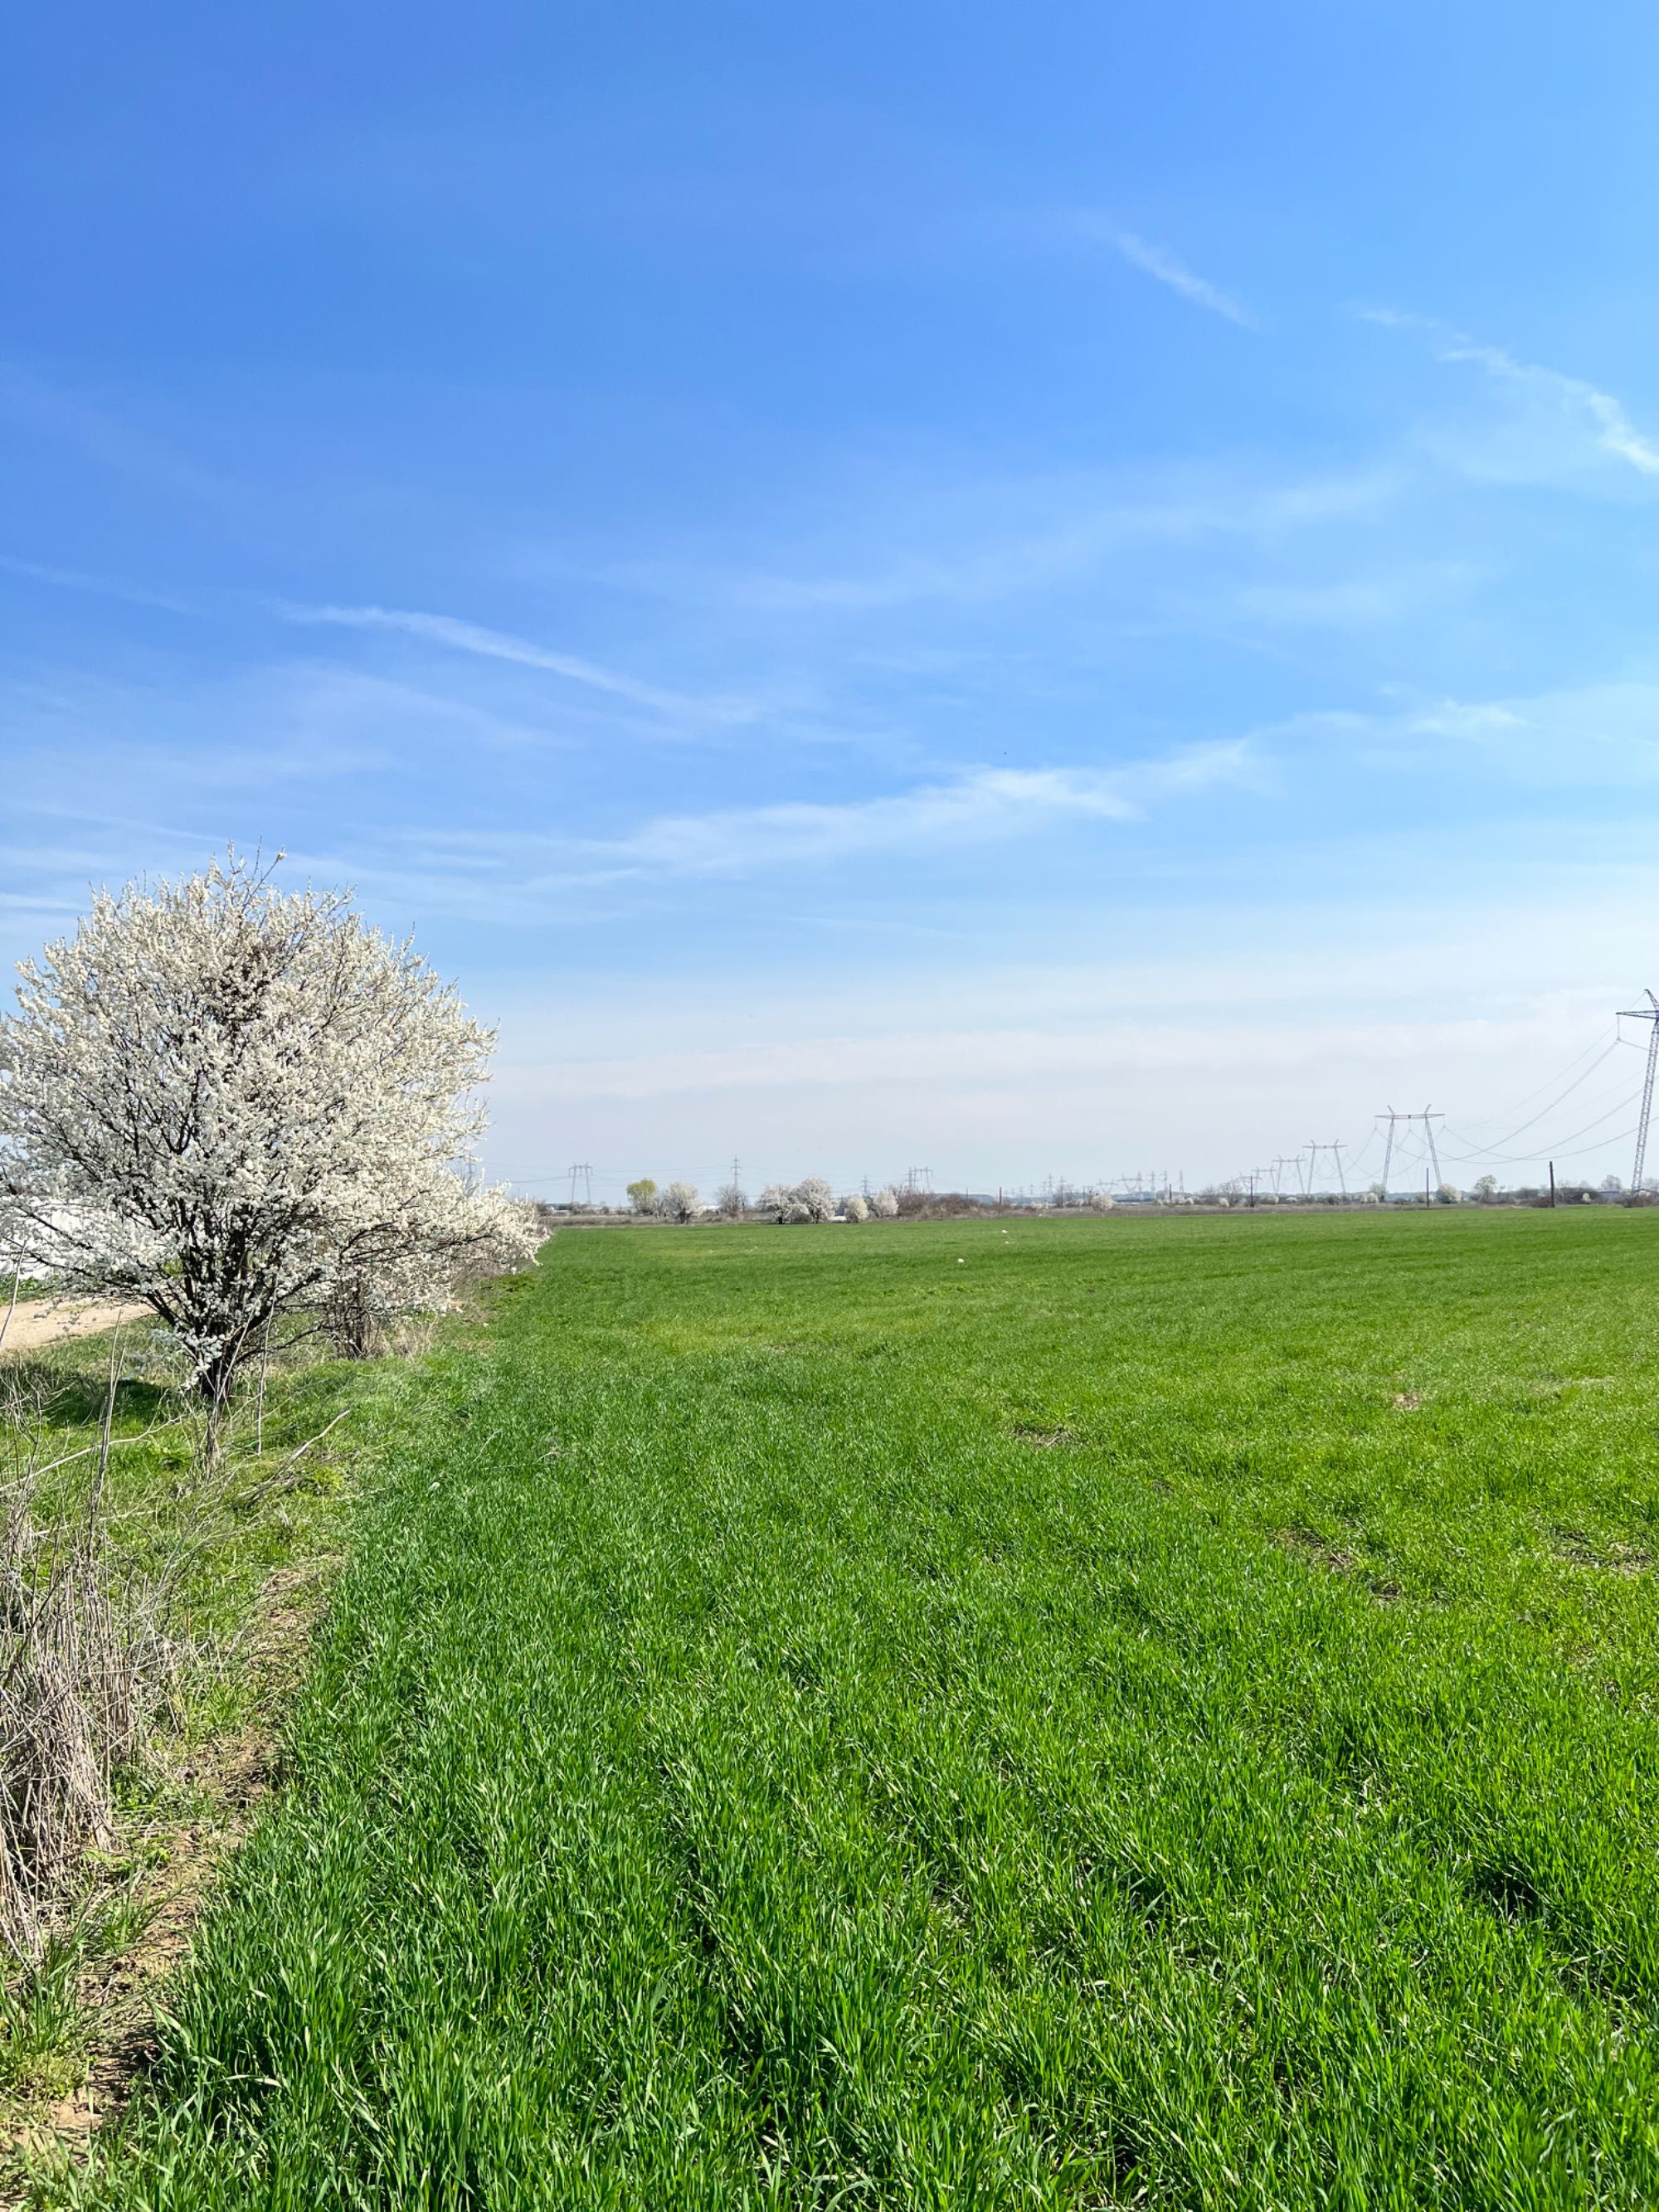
[0,1296,149,1356]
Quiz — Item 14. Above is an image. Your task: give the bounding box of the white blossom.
[653,1180,701,1223]
[869,1188,900,1218]
[0,853,535,1408]
[785,1177,835,1224]
[757,1183,794,1222]
[840,1194,868,1222]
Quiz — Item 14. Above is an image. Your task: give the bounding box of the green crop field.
[63,1210,1659,2208]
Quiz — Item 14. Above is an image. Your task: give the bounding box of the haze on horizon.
[7,4,1659,1199]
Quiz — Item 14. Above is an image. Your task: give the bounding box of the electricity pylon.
[1306,1141,1349,1198]
[1378,1107,1442,1198]
[1620,991,1659,1191]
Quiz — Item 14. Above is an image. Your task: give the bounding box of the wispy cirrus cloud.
[1281,676,1659,790]
[586,741,1255,877]
[585,462,1397,620]
[1097,227,1257,328]
[271,600,760,723]
[0,552,202,616]
[611,766,1137,873]
[1443,341,1659,475]
[493,742,1258,884]
[0,368,241,508]
[1360,308,1659,479]
[260,741,1261,926]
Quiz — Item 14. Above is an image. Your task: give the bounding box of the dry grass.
[0,1346,182,1966]
[0,1304,383,2166]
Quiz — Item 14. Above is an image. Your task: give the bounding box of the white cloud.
[0,553,201,616]
[1103,229,1257,328]
[1360,308,1659,480]
[598,744,1256,876]
[0,370,235,508]
[1360,678,1659,786]
[277,743,1261,918]
[588,464,1397,620]
[1441,340,1659,476]
[272,600,757,723]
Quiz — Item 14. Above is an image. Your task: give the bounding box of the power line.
[1443,1087,1642,1167]
[1452,1028,1623,1131]
[1443,1040,1623,1159]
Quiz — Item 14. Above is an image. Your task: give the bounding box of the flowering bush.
[786,1177,835,1224]
[757,1178,837,1223]
[0,853,534,1414]
[653,1181,702,1223]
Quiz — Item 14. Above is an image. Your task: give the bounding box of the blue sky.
[7,2,1659,1198]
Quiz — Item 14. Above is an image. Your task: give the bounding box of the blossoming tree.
[785,1177,835,1223]
[0,854,535,1423]
[652,1181,702,1223]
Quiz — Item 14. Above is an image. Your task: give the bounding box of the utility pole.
[567,1163,593,1209]
[1549,1161,1556,1208]
[1619,990,1659,1193]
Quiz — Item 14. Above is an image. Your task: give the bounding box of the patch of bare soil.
[1014,1425,1078,1449]
[1273,1528,1401,1603]
[1276,1526,1357,1574]
[0,1301,148,1359]
[1552,1530,1651,1574]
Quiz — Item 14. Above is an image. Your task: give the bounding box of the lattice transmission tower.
[1377,1107,1443,1198]
[1619,991,1659,1192]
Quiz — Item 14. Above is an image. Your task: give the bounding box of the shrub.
[786,1178,835,1224]
[652,1182,702,1224]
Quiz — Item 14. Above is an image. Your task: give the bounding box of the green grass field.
[63,1211,1659,2208]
